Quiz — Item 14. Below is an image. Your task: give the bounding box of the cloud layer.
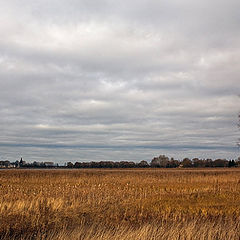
[0,0,239,163]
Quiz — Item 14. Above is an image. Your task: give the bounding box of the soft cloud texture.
[0,0,239,163]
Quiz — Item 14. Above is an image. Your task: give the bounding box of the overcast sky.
[0,0,239,164]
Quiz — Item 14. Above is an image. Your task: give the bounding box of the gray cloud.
[0,0,239,163]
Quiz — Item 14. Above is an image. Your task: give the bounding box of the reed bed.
[0,168,240,239]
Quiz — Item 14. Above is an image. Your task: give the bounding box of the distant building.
[44,162,55,167]
[19,158,26,166]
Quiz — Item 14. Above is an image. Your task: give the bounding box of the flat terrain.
[0,168,240,239]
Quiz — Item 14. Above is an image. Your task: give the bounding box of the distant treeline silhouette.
[66,155,240,168]
[0,158,57,168]
[1,155,239,169]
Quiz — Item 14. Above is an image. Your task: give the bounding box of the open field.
[0,168,240,239]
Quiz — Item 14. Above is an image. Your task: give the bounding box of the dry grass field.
[0,168,240,239]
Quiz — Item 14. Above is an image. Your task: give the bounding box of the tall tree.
[238,113,240,147]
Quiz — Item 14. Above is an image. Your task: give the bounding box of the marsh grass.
[0,168,240,239]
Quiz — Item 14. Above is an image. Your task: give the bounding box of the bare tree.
[238,113,240,147]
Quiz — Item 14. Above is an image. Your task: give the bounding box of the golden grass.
[0,168,240,239]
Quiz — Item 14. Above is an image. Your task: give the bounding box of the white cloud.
[0,0,239,163]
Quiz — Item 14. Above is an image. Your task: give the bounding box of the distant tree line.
[1,155,240,169]
[0,158,58,168]
[66,155,240,169]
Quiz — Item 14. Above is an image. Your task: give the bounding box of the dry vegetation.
[1,168,240,239]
